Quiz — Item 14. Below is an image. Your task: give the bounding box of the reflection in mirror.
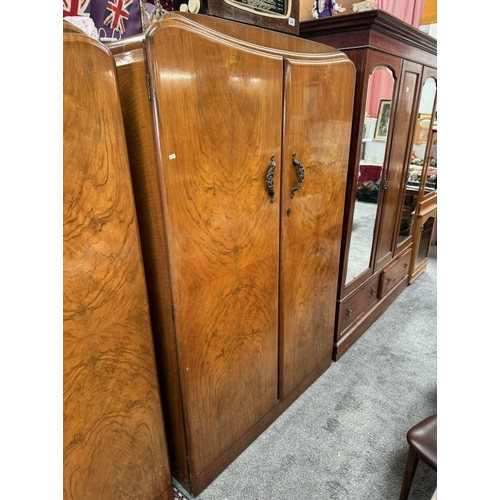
[398,77,437,244]
[423,131,437,196]
[416,216,435,265]
[345,65,394,284]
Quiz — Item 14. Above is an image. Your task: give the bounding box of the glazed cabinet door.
[375,60,423,271]
[145,24,284,477]
[279,57,354,397]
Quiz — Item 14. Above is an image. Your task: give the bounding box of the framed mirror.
[422,129,437,198]
[398,76,437,244]
[345,65,395,285]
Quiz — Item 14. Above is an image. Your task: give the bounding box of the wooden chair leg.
[399,447,419,500]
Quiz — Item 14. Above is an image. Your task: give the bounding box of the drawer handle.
[370,287,376,296]
[291,153,305,198]
[266,154,276,203]
[386,277,396,284]
[345,307,353,316]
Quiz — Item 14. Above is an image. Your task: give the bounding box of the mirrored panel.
[398,77,437,244]
[345,65,394,284]
[416,216,435,266]
[423,130,437,197]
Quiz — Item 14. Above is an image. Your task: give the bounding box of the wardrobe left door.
[145,22,284,480]
[63,33,172,500]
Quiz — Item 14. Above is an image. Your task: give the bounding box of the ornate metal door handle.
[266,154,276,203]
[291,153,305,198]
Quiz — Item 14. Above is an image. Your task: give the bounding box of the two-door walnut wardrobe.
[109,12,355,496]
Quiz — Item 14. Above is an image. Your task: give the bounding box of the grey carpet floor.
[177,245,437,500]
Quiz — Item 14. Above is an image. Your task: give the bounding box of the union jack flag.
[103,0,134,34]
[63,0,91,17]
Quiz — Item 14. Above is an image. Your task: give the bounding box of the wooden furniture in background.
[63,30,173,500]
[409,204,436,282]
[413,114,432,144]
[300,10,437,360]
[408,127,437,283]
[109,12,355,496]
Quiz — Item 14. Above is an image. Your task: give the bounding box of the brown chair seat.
[408,413,437,469]
[399,413,437,500]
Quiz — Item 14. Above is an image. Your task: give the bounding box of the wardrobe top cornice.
[299,10,437,59]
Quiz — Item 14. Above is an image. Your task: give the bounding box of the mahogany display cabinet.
[300,10,437,360]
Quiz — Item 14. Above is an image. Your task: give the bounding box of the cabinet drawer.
[337,273,380,335]
[380,249,412,297]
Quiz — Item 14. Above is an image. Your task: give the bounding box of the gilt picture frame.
[374,100,391,140]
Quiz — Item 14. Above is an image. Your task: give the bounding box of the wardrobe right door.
[279,55,355,398]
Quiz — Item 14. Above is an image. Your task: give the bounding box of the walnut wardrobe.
[300,10,437,360]
[109,12,355,496]
[63,28,173,500]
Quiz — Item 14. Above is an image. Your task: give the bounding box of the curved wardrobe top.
[63,20,88,35]
[110,11,350,63]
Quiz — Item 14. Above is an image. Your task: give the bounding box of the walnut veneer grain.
[63,32,172,500]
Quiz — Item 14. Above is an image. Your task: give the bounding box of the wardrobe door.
[145,24,283,477]
[375,60,423,270]
[279,56,355,397]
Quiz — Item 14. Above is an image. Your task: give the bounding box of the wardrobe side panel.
[112,45,190,484]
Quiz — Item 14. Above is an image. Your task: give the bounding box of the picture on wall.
[374,100,391,140]
[363,117,377,140]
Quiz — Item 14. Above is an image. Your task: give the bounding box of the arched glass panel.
[398,77,437,244]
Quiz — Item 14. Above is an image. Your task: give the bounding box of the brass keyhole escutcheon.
[346,307,353,316]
